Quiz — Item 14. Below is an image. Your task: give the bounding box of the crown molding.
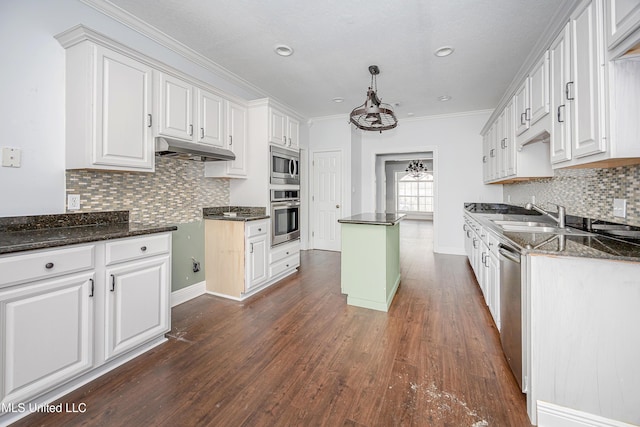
[78,0,270,100]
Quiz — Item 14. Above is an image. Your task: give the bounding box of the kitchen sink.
[491,220,593,235]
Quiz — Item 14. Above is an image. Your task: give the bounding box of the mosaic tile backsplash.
[503,165,640,226]
[66,157,229,225]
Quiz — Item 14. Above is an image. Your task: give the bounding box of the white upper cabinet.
[550,23,573,164]
[604,0,640,49]
[157,73,228,148]
[197,89,225,147]
[269,107,300,148]
[529,52,551,125]
[514,79,530,136]
[570,0,607,158]
[158,73,194,141]
[62,41,155,172]
[204,100,248,178]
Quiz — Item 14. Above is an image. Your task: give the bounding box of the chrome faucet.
[524,203,566,228]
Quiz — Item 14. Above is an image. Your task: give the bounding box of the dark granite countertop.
[338,213,406,226]
[464,203,640,262]
[0,211,177,255]
[203,214,270,222]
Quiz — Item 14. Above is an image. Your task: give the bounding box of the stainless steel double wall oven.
[270,145,300,246]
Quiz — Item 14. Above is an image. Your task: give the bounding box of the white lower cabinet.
[269,240,301,278]
[246,233,268,291]
[0,233,172,423]
[0,271,94,405]
[463,214,501,330]
[105,256,170,360]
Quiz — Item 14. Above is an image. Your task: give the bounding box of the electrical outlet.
[613,198,627,218]
[192,260,201,273]
[67,194,80,210]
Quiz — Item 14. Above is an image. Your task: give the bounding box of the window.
[396,172,433,213]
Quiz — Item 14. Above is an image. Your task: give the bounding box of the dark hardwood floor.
[14,220,532,426]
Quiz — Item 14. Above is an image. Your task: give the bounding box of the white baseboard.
[171,281,206,307]
[537,401,635,427]
[434,245,466,256]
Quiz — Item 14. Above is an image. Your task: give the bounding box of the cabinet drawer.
[269,253,300,278]
[105,233,170,266]
[488,232,500,255]
[270,240,300,264]
[0,245,95,288]
[246,220,268,238]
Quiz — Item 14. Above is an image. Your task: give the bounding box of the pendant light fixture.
[406,160,428,178]
[349,65,398,133]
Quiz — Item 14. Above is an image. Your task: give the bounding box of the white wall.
[0,0,262,217]
[308,111,502,255]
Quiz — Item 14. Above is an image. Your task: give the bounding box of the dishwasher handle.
[498,244,521,264]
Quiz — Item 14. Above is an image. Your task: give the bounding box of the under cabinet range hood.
[155,137,235,162]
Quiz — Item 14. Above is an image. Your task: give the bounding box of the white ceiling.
[105,0,568,120]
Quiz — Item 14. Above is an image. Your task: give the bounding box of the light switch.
[68,195,81,211]
[1,147,22,168]
[613,198,627,218]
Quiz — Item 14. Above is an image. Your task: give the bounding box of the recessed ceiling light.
[332,97,344,103]
[407,113,415,117]
[438,95,452,102]
[434,46,454,57]
[274,44,294,57]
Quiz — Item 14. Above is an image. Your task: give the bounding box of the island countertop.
[338,213,406,226]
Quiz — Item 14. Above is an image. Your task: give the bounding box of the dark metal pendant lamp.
[406,160,428,178]
[349,65,398,133]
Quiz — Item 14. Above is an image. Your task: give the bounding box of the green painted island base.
[340,222,401,312]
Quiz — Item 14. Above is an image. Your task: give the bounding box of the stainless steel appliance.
[155,137,235,161]
[271,199,300,246]
[271,189,300,202]
[270,145,299,185]
[498,242,523,390]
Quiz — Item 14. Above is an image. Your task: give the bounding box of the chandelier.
[406,160,428,178]
[349,65,398,133]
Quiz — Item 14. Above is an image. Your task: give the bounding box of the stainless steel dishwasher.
[498,242,523,390]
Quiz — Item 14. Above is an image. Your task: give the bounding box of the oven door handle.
[292,159,297,178]
[286,201,301,207]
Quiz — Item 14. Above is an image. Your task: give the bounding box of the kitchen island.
[338,213,405,312]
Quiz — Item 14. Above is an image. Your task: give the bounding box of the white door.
[312,151,342,251]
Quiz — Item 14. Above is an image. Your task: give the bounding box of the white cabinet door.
[550,24,573,164]
[529,51,550,125]
[158,74,194,141]
[503,99,516,177]
[605,0,640,48]
[269,108,287,145]
[287,117,300,148]
[488,251,500,331]
[514,79,530,136]
[226,101,248,176]
[0,273,94,404]
[95,47,154,170]
[482,134,491,183]
[570,0,607,158]
[246,235,268,290]
[197,89,224,147]
[105,256,170,360]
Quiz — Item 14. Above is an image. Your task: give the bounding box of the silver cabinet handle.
[525,107,530,122]
[284,135,287,145]
[466,230,472,238]
[147,114,152,128]
[229,135,233,146]
[45,262,54,269]
[189,124,193,136]
[481,252,486,263]
[557,105,565,123]
[89,278,94,297]
[201,128,205,139]
[110,274,115,292]
[501,138,507,149]
[565,81,574,100]
[473,238,478,248]
[489,149,495,158]
[482,155,487,163]
[250,243,254,253]
[520,112,526,125]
